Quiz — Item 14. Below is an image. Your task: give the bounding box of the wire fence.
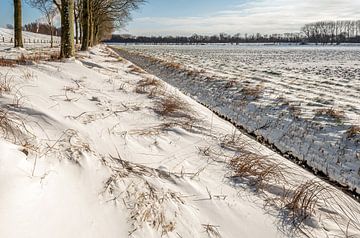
[1,37,60,44]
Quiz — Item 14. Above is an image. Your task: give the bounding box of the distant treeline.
[24,22,61,37]
[6,22,61,37]
[107,20,360,44]
[301,20,360,44]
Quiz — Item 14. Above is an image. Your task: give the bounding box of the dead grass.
[1,52,60,67]
[225,80,237,88]
[241,84,264,99]
[154,96,190,118]
[103,153,183,236]
[202,224,221,237]
[228,152,286,190]
[128,64,145,74]
[0,58,16,67]
[315,108,345,121]
[219,134,250,152]
[280,180,328,227]
[126,181,181,236]
[135,77,163,97]
[346,125,360,138]
[164,61,182,70]
[0,73,13,94]
[0,107,30,143]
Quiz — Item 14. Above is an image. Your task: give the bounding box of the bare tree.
[80,0,89,50]
[81,0,145,48]
[27,0,58,47]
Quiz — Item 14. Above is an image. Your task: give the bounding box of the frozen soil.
[0,44,359,238]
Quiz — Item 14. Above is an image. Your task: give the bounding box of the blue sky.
[1,0,360,36]
[0,0,42,26]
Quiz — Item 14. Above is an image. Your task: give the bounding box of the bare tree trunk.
[88,1,94,47]
[50,26,54,48]
[80,0,89,51]
[74,4,78,44]
[14,0,23,48]
[60,0,75,58]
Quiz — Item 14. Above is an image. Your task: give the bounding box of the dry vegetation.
[315,108,345,121]
[133,74,199,134]
[0,52,60,67]
[103,153,184,236]
[229,152,286,191]
[0,58,16,67]
[154,96,190,118]
[0,73,13,94]
[202,224,222,238]
[128,64,146,74]
[135,77,163,96]
[346,125,360,138]
[0,107,30,144]
[281,180,328,226]
[214,131,360,237]
[241,84,264,99]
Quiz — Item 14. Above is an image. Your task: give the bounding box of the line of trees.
[24,22,61,38]
[107,33,305,44]
[108,20,360,45]
[12,0,144,58]
[301,20,360,44]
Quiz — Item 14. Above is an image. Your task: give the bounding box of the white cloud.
[122,0,360,36]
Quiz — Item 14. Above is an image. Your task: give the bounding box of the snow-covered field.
[0,41,360,237]
[115,44,360,123]
[111,44,360,194]
[0,28,60,59]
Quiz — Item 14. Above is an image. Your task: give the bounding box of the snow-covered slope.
[0,27,60,44]
[111,45,360,194]
[0,45,359,238]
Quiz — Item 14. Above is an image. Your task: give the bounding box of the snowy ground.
[0,27,60,59]
[114,45,360,123]
[111,44,360,194]
[0,44,359,238]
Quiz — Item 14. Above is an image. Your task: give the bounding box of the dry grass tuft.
[103,153,183,236]
[225,80,237,88]
[0,58,16,67]
[0,107,29,143]
[346,125,360,138]
[228,151,286,190]
[125,181,181,236]
[128,64,145,74]
[202,224,221,237]
[280,180,327,226]
[315,108,345,121]
[135,77,163,96]
[155,96,190,118]
[16,52,61,64]
[164,61,182,70]
[0,73,13,94]
[241,84,264,99]
[219,134,250,152]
